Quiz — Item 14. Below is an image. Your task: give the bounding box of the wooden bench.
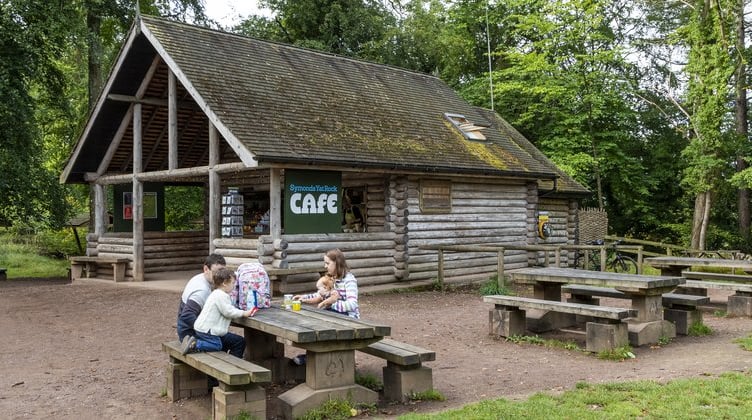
[162,340,271,420]
[69,256,129,282]
[683,271,752,283]
[357,338,436,402]
[677,280,752,317]
[483,295,636,352]
[562,285,710,335]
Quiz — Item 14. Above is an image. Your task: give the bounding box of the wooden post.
[132,103,144,282]
[437,248,444,289]
[497,249,505,289]
[554,247,561,267]
[94,183,107,237]
[637,246,643,274]
[269,168,281,238]
[599,245,607,271]
[168,69,178,170]
[208,123,220,254]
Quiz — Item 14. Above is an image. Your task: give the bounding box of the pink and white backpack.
[232,262,271,310]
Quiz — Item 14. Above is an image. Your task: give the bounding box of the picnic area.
[2,277,750,419]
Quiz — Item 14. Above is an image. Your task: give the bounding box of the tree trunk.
[87,10,103,110]
[735,0,750,239]
[691,192,712,250]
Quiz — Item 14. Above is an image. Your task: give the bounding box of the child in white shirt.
[181,268,255,355]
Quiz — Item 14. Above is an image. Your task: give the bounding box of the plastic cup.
[292,300,301,311]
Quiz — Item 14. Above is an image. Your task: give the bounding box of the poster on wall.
[284,170,342,234]
[122,192,158,220]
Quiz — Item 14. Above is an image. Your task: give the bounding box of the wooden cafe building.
[60,15,589,290]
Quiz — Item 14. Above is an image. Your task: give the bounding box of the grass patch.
[356,372,383,391]
[479,275,512,296]
[298,398,375,420]
[597,345,636,361]
[657,335,672,346]
[688,321,712,336]
[733,334,752,351]
[713,310,728,317]
[0,236,70,278]
[408,389,445,402]
[505,335,583,352]
[397,371,752,419]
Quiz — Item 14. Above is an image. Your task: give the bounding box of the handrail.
[418,242,644,289]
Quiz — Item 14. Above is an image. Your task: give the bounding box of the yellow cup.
[292,300,301,311]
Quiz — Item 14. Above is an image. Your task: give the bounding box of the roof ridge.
[138,14,443,82]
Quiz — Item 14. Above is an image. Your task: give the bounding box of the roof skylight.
[444,113,489,141]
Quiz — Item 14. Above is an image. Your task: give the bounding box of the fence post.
[637,246,643,274]
[437,248,444,289]
[600,245,607,271]
[497,249,505,289]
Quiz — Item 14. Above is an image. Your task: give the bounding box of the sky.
[203,0,270,26]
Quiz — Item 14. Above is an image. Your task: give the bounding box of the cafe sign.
[284,170,341,234]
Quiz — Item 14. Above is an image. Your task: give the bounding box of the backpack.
[232,262,271,310]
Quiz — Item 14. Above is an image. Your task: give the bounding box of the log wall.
[406,177,530,284]
[535,196,575,266]
[95,231,209,280]
[276,232,397,293]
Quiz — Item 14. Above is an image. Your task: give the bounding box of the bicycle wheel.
[611,256,638,274]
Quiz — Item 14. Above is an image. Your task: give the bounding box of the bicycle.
[573,239,638,274]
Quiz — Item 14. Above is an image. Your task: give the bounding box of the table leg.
[626,294,676,346]
[277,349,377,419]
[243,327,303,383]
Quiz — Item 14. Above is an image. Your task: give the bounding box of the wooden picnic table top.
[233,304,390,349]
[512,267,684,294]
[644,256,752,270]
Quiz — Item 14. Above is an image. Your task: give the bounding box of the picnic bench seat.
[683,271,752,283]
[562,284,710,335]
[69,256,129,282]
[483,295,636,352]
[162,340,271,420]
[677,280,752,317]
[357,338,436,402]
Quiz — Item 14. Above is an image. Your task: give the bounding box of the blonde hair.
[317,275,335,291]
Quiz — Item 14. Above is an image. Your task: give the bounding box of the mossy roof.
[62,15,588,196]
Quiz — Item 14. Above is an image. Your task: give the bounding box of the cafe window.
[420,179,452,213]
[343,187,366,232]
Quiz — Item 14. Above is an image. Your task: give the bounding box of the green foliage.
[0,231,70,278]
[505,335,583,352]
[355,372,382,391]
[399,372,752,419]
[164,186,204,231]
[733,334,752,351]
[657,336,672,346]
[297,398,374,420]
[688,322,712,337]
[596,345,635,361]
[479,275,511,296]
[408,389,445,402]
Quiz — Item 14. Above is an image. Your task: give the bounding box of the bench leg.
[84,262,96,278]
[727,293,752,317]
[70,263,84,280]
[382,362,433,402]
[489,307,525,337]
[586,322,628,353]
[165,359,209,401]
[112,262,126,282]
[213,382,266,420]
[664,308,703,335]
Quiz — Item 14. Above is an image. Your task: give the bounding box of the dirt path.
[1,279,751,419]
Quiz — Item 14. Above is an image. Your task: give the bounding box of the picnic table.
[645,256,752,316]
[511,267,685,346]
[644,256,752,277]
[232,304,390,419]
